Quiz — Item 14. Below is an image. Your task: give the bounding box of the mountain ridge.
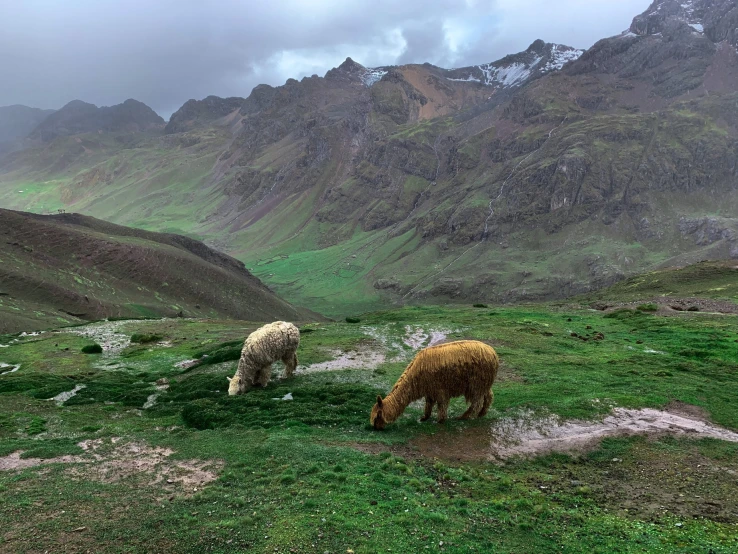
[1,0,737,315]
[27,99,164,142]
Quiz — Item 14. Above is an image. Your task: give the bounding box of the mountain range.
[1,0,737,316]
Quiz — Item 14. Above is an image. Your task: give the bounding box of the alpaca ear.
[376,395,383,407]
[226,376,232,382]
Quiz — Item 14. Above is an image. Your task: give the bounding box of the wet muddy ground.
[353,404,738,463]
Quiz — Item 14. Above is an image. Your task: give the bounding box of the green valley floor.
[1,304,737,553]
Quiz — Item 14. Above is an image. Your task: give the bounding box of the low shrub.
[345,317,361,324]
[636,303,658,312]
[81,344,103,354]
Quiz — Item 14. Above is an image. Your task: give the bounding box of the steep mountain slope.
[0,105,55,144]
[28,99,164,142]
[1,0,737,316]
[0,209,310,333]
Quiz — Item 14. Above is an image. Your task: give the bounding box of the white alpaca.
[227,321,300,395]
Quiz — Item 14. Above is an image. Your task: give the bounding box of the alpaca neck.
[382,382,418,423]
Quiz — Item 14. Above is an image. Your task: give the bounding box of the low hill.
[0,209,312,333]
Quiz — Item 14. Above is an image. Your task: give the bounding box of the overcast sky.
[0,0,652,119]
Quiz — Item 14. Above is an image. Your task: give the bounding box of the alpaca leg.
[254,365,272,388]
[420,397,435,422]
[456,403,477,420]
[477,390,494,418]
[282,351,298,378]
[436,398,450,424]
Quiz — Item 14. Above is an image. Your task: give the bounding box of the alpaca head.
[370,395,387,430]
[226,374,242,396]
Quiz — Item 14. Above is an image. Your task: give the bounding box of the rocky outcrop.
[165,96,245,133]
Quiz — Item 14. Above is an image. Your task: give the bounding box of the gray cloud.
[0,0,652,118]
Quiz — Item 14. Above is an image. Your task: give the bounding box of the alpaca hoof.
[419,416,430,422]
[455,415,471,421]
[437,419,447,424]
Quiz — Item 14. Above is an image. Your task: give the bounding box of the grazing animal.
[227,321,300,395]
[370,340,498,429]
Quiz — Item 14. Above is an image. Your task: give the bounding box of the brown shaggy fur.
[227,321,300,395]
[370,340,498,429]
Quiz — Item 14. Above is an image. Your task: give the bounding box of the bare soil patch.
[297,348,387,374]
[0,438,223,497]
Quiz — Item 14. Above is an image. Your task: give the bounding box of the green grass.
[583,261,738,304]
[1,306,738,552]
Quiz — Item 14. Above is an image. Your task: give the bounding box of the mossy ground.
[1,306,737,553]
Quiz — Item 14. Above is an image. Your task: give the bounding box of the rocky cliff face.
[165,95,245,134]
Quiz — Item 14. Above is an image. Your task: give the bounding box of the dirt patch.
[0,451,84,471]
[175,358,200,369]
[402,326,453,350]
[1,438,223,496]
[72,440,222,492]
[50,384,86,406]
[297,349,387,374]
[143,382,170,409]
[67,320,132,355]
[664,400,712,421]
[592,446,738,523]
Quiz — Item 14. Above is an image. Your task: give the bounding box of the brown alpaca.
[370,340,498,429]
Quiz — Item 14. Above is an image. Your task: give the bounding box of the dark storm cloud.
[0,0,652,118]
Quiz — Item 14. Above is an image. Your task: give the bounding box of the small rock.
[72,527,86,532]
[370,500,378,505]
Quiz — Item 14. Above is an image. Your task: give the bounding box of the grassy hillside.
[582,261,738,305]
[1,304,737,552]
[0,209,310,333]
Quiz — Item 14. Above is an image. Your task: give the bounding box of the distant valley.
[1,0,738,316]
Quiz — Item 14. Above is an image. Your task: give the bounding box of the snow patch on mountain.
[445,43,582,88]
[542,46,584,72]
[361,68,387,87]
